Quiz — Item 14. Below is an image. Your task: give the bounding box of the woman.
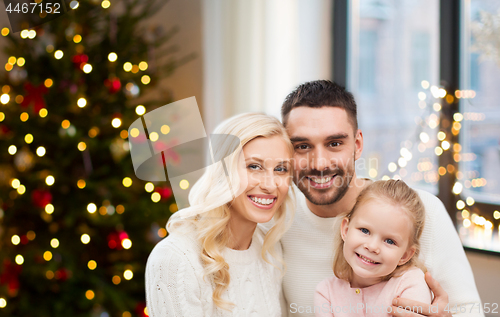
[145,113,295,316]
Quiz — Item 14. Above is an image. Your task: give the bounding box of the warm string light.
[77,179,86,189]
[8,145,17,155]
[70,0,79,9]
[77,97,87,108]
[50,238,59,248]
[123,269,133,280]
[88,260,97,270]
[158,228,167,238]
[383,81,450,183]
[123,61,149,73]
[444,97,498,252]
[179,179,189,190]
[108,52,117,62]
[141,75,151,85]
[381,83,495,250]
[135,105,146,115]
[45,204,54,214]
[169,203,178,213]
[112,118,122,128]
[81,234,91,244]
[145,182,154,192]
[54,50,64,59]
[11,235,20,245]
[86,290,95,300]
[87,203,97,214]
[83,64,92,73]
[45,175,55,186]
[122,177,132,187]
[15,254,24,265]
[151,192,160,203]
[1,94,10,104]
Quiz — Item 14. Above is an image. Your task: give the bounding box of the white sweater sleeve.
[416,190,484,317]
[145,238,205,317]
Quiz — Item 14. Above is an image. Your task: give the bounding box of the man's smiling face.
[286,106,363,205]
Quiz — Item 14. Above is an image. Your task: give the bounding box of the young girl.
[314,180,432,317]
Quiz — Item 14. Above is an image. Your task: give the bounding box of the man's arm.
[391,190,484,317]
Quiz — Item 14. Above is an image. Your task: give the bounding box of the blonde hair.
[167,113,295,311]
[333,179,426,283]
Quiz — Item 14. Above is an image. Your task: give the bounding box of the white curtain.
[202,0,333,132]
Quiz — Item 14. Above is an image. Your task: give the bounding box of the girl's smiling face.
[340,197,416,288]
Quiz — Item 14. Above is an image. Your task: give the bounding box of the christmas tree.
[0,0,192,315]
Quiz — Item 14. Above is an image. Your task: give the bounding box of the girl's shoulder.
[395,266,426,280]
[388,266,427,289]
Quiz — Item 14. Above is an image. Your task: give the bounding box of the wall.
[148,0,203,111]
[466,250,500,311]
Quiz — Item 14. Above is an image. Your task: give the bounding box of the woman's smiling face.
[229,135,292,226]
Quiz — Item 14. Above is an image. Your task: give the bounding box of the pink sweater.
[314,267,432,317]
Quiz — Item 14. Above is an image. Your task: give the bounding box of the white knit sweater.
[280,187,484,317]
[145,225,283,317]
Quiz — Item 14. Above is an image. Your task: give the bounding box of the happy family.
[144,80,483,317]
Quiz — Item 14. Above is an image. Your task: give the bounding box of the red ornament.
[0,259,22,296]
[21,82,48,112]
[55,267,71,281]
[107,230,128,250]
[155,187,172,200]
[153,139,180,165]
[0,124,10,134]
[72,54,89,69]
[107,232,119,249]
[31,189,52,208]
[118,231,128,241]
[135,301,148,317]
[104,77,121,94]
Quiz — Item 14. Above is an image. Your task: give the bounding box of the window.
[348,0,440,195]
[358,30,377,94]
[412,32,431,90]
[457,0,500,252]
[337,0,500,254]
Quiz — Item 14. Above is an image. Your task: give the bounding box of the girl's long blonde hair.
[333,179,426,283]
[167,113,295,311]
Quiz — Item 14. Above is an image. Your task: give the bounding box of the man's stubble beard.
[294,156,356,206]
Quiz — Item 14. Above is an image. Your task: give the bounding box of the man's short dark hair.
[281,80,358,131]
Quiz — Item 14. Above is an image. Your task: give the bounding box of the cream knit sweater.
[280,187,483,317]
[145,225,283,317]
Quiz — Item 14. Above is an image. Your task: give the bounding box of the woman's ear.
[340,218,350,242]
[398,245,416,266]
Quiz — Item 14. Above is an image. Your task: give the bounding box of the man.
[279,80,483,317]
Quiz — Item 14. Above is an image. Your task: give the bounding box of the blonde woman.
[145,113,295,316]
